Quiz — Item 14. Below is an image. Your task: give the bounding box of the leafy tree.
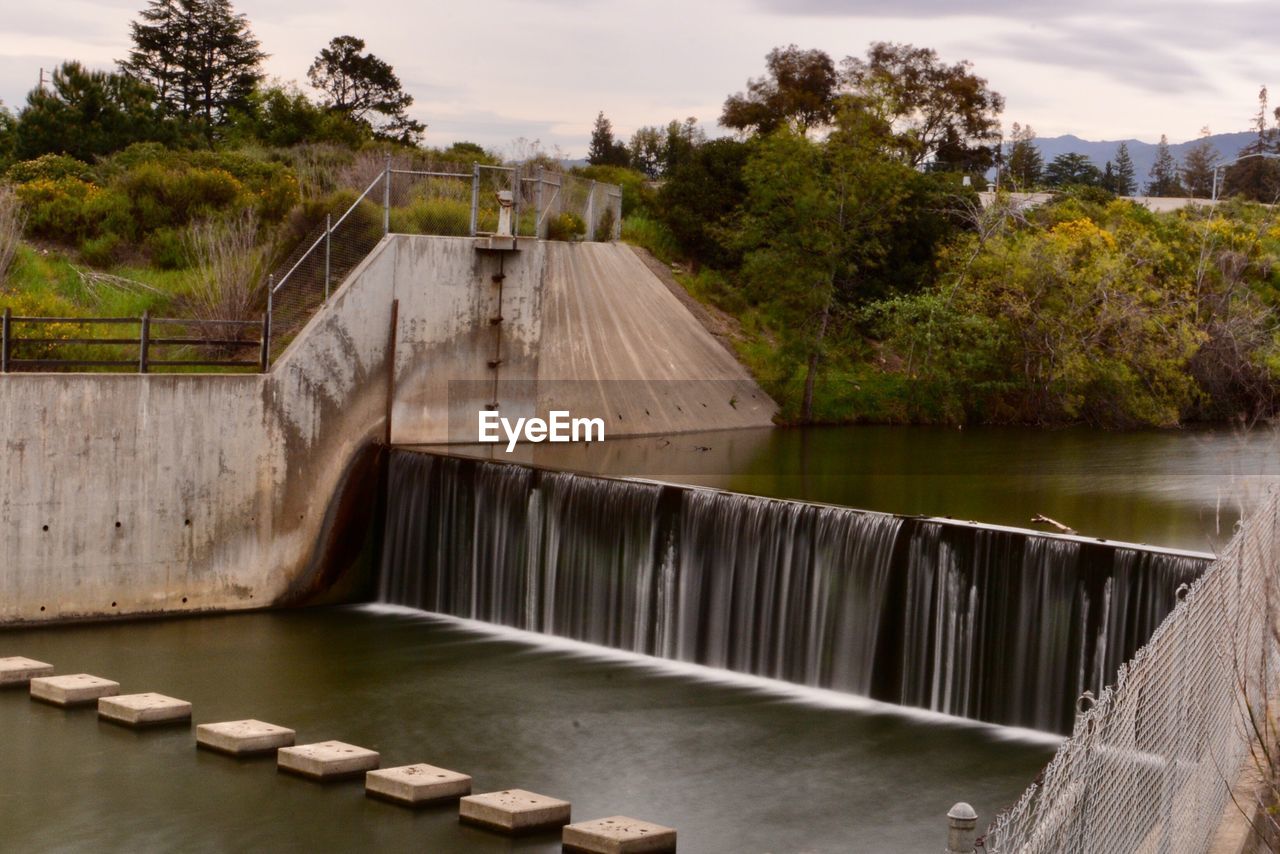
[841,42,1004,169]
[1111,142,1137,196]
[122,0,265,131]
[0,103,14,169]
[1181,130,1220,198]
[1043,152,1102,188]
[663,117,705,175]
[721,45,837,135]
[225,82,367,147]
[629,125,664,177]
[1145,134,1185,197]
[1222,87,1280,202]
[307,35,423,144]
[587,112,629,166]
[737,109,915,421]
[445,141,488,161]
[1003,123,1042,189]
[659,138,751,269]
[14,62,170,161]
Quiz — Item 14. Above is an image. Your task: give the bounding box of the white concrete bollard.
[947,802,978,854]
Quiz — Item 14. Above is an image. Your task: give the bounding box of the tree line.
[0,0,424,166]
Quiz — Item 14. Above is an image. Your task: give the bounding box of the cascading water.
[378,450,1209,733]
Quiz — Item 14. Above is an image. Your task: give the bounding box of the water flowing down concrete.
[378,451,1210,733]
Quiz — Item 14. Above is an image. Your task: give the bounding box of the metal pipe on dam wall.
[377,450,1211,733]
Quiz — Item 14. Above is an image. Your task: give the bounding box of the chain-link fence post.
[470,163,481,237]
[586,180,597,241]
[324,213,332,304]
[512,162,522,237]
[535,167,545,239]
[382,153,392,236]
[261,275,273,372]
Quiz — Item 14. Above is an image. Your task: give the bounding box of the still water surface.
[433,424,1280,552]
[0,607,1052,853]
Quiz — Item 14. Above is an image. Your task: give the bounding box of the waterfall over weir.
[377,450,1210,733]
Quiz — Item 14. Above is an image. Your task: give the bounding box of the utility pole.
[38,67,49,92]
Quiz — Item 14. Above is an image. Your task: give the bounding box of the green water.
[0,607,1052,853]
[431,424,1280,552]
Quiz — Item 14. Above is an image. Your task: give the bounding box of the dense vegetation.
[591,47,1280,428]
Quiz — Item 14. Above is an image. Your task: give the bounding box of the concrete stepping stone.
[196,720,296,756]
[0,657,54,687]
[366,763,472,806]
[98,693,192,728]
[563,816,678,853]
[30,674,119,707]
[278,740,380,781]
[459,789,572,835]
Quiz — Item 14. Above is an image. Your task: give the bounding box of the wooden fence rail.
[0,309,269,374]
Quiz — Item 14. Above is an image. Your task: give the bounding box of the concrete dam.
[0,236,773,624]
[378,450,1210,734]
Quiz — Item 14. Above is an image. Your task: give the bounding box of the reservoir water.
[0,607,1052,852]
[5,424,1270,851]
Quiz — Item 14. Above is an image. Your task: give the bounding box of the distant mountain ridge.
[1030,132,1258,182]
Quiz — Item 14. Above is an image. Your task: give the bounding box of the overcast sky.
[0,0,1275,156]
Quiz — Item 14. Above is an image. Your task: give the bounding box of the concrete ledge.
[196,720,296,756]
[0,657,54,687]
[278,741,380,781]
[30,674,119,707]
[366,763,472,806]
[563,816,677,853]
[460,789,571,835]
[98,693,192,728]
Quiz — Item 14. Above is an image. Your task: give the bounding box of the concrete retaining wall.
[0,235,775,625]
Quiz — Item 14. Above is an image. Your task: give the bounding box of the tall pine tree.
[1145,135,1184,197]
[587,111,628,166]
[1002,122,1042,189]
[1223,87,1280,201]
[1181,129,1220,199]
[1112,142,1136,196]
[122,0,265,132]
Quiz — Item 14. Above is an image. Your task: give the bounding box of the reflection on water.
[415,425,1280,552]
[0,608,1053,852]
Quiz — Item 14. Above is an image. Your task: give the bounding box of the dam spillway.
[377,450,1210,734]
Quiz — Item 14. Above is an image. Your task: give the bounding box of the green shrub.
[546,211,586,242]
[14,177,100,242]
[145,227,188,269]
[622,214,680,262]
[389,197,472,236]
[80,232,123,267]
[4,154,92,184]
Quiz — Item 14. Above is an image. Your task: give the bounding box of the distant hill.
[1029,132,1258,182]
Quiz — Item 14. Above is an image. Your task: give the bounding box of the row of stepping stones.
[1,656,676,853]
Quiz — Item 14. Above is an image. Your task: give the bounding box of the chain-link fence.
[264,156,623,361]
[984,490,1280,853]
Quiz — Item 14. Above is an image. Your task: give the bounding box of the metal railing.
[263,156,623,361]
[0,308,267,373]
[982,489,1280,852]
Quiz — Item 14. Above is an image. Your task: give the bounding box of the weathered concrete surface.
[278,741,380,781]
[460,789,572,834]
[0,235,775,624]
[366,763,472,806]
[0,656,53,686]
[98,692,191,727]
[30,674,119,706]
[196,719,295,755]
[563,816,678,854]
